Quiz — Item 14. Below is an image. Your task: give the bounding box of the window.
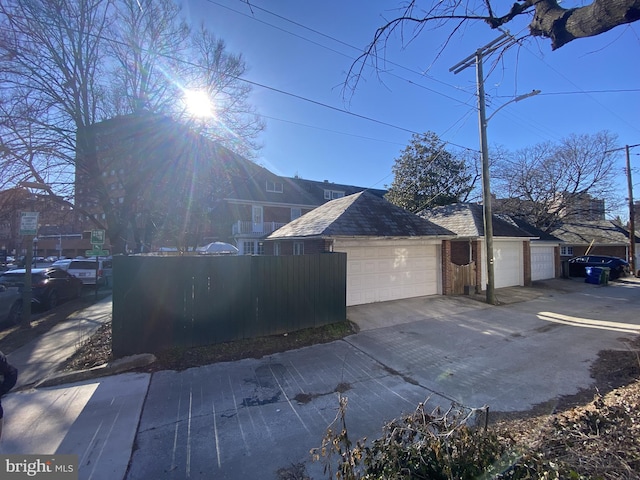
[291,208,301,220]
[560,246,574,256]
[243,241,255,255]
[274,242,280,256]
[324,189,345,200]
[294,242,304,255]
[257,243,265,255]
[266,180,283,193]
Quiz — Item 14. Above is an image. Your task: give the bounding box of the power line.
[203,0,479,116]
[260,114,407,146]
[1,10,483,150]
[496,88,640,97]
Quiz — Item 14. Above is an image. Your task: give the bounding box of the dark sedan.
[0,267,83,310]
[568,255,630,280]
[0,283,22,325]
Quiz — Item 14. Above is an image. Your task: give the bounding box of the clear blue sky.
[182,0,640,216]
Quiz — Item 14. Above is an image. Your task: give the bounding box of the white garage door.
[336,240,439,306]
[493,240,523,288]
[531,245,556,281]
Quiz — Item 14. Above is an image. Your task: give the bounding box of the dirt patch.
[60,320,357,373]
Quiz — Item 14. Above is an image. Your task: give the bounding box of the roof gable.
[267,191,454,239]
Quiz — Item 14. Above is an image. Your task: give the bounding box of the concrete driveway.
[126,278,640,480]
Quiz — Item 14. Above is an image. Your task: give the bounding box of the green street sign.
[86,245,109,256]
[91,229,106,245]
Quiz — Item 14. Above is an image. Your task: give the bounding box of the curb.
[35,353,156,388]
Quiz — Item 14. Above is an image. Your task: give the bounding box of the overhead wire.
[213,0,474,101]
[201,0,482,147]
[498,28,640,137]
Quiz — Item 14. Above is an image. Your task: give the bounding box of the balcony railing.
[232,221,287,237]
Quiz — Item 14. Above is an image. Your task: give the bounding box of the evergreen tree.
[385,132,474,212]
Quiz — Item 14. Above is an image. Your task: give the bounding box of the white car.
[67,259,106,286]
[51,259,73,270]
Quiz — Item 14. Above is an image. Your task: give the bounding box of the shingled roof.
[500,216,562,242]
[267,191,454,239]
[417,203,533,238]
[550,220,640,245]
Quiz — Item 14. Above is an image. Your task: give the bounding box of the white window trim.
[324,189,345,200]
[266,180,283,193]
[560,246,574,256]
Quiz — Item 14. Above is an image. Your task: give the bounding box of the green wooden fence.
[112,253,347,356]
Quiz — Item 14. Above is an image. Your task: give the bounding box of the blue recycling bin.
[585,266,602,284]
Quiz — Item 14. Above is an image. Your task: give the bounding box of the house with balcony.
[222,169,386,255]
[74,113,385,254]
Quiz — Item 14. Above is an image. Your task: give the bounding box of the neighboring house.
[77,113,264,252]
[0,188,87,258]
[550,220,640,266]
[224,173,386,255]
[75,113,386,254]
[503,216,562,281]
[266,191,454,306]
[418,203,536,291]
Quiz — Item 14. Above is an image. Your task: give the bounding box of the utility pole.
[475,51,497,305]
[605,144,638,277]
[450,34,515,306]
[625,145,636,276]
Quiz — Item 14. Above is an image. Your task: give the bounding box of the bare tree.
[1,0,264,253]
[0,0,110,194]
[106,0,189,115]
[180,25,264,158]
[347,0,639,92]
[492,131,620,230]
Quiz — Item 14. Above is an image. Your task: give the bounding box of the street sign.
[86,247,109,257]
[91,229,106,245]
[20,212,39,236]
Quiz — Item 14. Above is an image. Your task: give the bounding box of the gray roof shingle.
[550,220,640,245]
[417,203,533,238]
[267,191,454,239]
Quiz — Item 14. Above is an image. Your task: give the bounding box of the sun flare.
[184,90,214,118]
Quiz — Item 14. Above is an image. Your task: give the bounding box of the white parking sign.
[20,212,39,236]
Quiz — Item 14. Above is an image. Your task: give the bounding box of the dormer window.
[266,180,283,193]
[324,189,345,200]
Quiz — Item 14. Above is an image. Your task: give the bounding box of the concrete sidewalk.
[9,294,114,389]
[1,293,151,480]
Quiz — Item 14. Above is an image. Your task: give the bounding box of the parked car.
[568,255,630,280]
[0,283,22,325]
[0,268,83,310]
[51,258,73,271]
[67,258,106,286]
